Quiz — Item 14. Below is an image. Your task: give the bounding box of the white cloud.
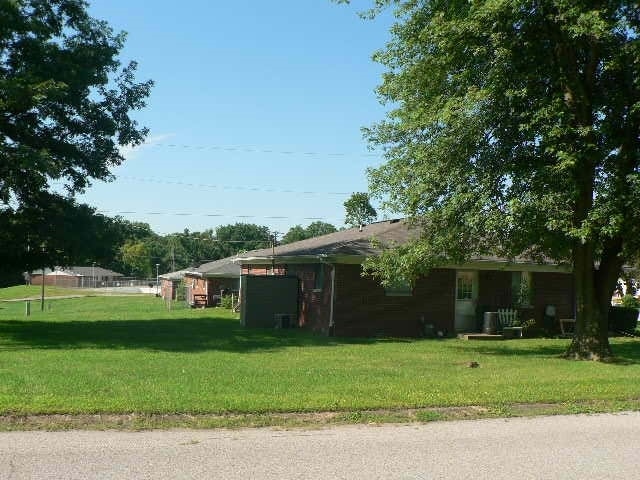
[118,133,175,160]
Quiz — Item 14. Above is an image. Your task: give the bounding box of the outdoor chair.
[497,308,518,331]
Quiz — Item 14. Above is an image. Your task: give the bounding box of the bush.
[620,294,640,309]
[220,295,233,309]
[609,306,639,332]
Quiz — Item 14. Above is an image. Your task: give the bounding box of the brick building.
[29,266,124,288]
[183,257,240,307]
[235,220,574,337]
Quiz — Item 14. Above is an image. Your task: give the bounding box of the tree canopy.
[281,221,337,244]
[0,0,153,205]
[107,223,272,277]
[0,0,153,274]
[0,193,121,285]
[344,192,377,228]
[358,1,640,359]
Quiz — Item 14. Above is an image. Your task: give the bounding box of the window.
[385,278,412,296]
[456,275,473,300]
[512,271,533,306]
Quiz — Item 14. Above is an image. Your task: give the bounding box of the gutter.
[233,255,323,265]
[233,254,367,265]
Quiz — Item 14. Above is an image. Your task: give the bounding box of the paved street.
[0,412,638,479]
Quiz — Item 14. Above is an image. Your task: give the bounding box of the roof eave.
[451,260,571,273]
[201,272,240,278]
[234,254,368,265]
[233,254,571,272]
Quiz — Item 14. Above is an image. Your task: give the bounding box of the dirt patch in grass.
[1,399,638,431]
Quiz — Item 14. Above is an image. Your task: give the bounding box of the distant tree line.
[0,192,381,286]
[0,200,341,286]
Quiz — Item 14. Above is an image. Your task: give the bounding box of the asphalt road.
[1,412,638,479]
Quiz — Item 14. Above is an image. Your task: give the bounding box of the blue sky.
[79,1,394,236]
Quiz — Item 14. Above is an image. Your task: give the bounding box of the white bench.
[497,308,518,330]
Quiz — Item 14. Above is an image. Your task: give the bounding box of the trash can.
[483,311,498,334]
[423,323,435,338]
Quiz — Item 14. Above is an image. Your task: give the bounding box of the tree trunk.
[565,242,613,360]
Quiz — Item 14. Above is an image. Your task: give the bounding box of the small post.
[155,263,160,297]
[25,300,30,317]
[40,267,45,311]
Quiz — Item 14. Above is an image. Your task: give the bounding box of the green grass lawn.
[0,296,638,416]
[0,285,91,301]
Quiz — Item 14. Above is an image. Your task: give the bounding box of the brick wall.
[478,270,512,309]
[532,271,574,321]
[241,265,286,276]
[286,264,332,334]
[160,279,178,300]
[239,262,574,337]
[184,274,207,306]
[332,265,455,337]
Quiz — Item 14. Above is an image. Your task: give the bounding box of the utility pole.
[40,243,46,311]
[171,245,175,272]
[270,231,280,275]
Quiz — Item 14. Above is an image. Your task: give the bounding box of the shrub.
[620,294,640,309]
[220,295,233,309]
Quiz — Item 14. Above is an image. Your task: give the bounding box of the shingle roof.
[235,219,568,270]
[61,266,124,277]
[193,256,241,278]
[237,219,414,260]
[159,268,191,281]
[30,266,124,277]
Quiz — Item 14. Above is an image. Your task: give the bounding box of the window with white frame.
[456,275,473,300]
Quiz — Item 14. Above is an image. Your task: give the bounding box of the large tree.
[0,0,152,268]
[355,1,640,359]
[0,0,152,204]
[215,223,272,257]
[344,192,377,228]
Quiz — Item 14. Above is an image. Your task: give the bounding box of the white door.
[455,271,478,332]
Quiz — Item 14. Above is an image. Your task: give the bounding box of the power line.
[116,176,353,196]
[51,176,358,196]
[97,209,339,222]
[145,142,382,158]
